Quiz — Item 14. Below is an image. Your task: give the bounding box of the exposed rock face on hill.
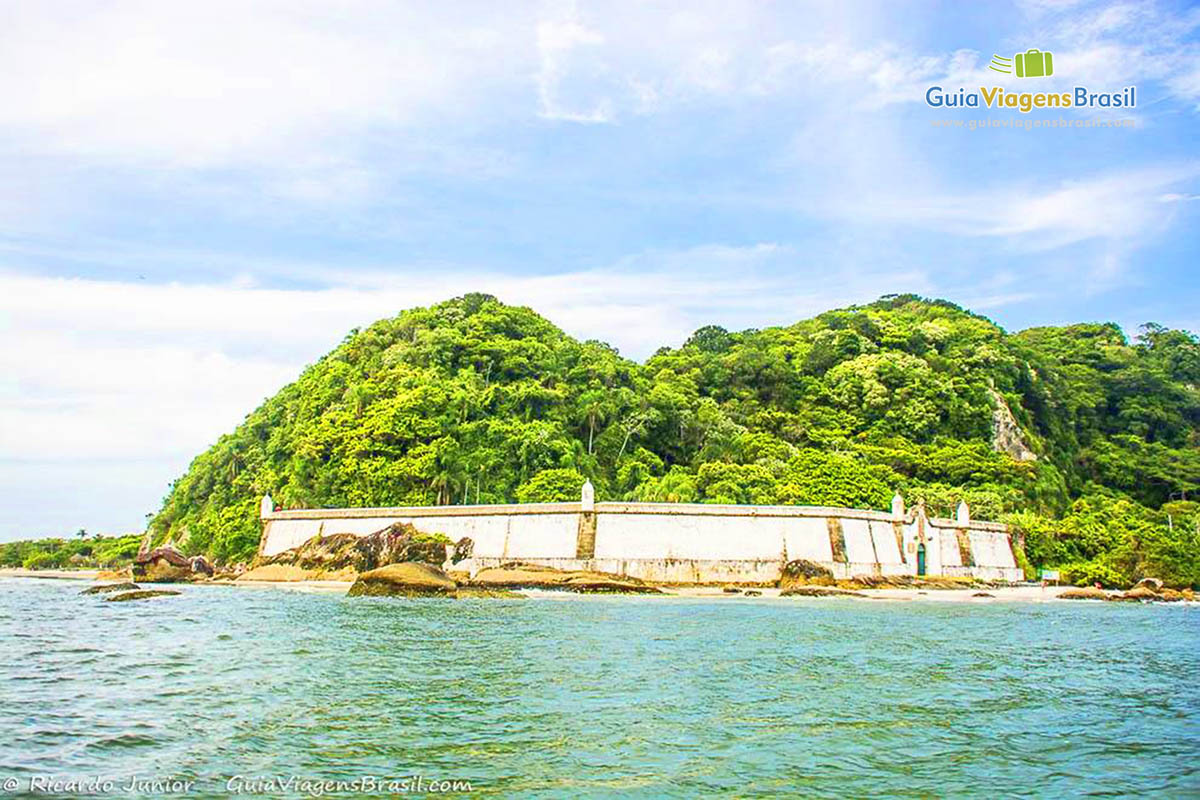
[989,389,1037,462]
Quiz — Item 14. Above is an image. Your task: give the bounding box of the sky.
[2,0,1198,540]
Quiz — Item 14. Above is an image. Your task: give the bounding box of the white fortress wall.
[782,517,834,562]
[258,493,1022,582]
[259,503,579,558]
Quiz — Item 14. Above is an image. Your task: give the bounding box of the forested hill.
[149,293,1200,587]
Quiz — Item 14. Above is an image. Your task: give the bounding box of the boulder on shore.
[470,562,660,594]
[105,589,181,602]
[1059,586,1109,600]
[81,582,140,595]
[257,523,467,575]
[134,546,198,582]
[347,562,458,597]
[778,559,835,590]
[1133,577,1163,592]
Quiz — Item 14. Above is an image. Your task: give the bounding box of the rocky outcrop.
[781,585,867,598]
[1059,587,1110,600]
[454,586,525,599]
[105,589,182,602]
[451,537,474,564]
[190,556,214,577]
[346,563,458,597]
[778,559,835,590]
[258,523,462,576]
[470,562,660,594]
[1112,584,1192,603]
[989,389,1037,462]
[81,582,140,595]
[134,547,206,582]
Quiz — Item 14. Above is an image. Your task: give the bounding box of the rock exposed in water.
[454,586,525,599]
[780,585,867,598]
[259,523,464,576]
[346,562,458,597]
[105,589,182,602]
[470,562,661,594]
[81,582,140,595]
[1059,587,1109,600]
[1116,585,1161,602]
[778,559,835,590]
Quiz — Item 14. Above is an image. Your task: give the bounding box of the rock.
[451,537,474,564]
[1059,587,1109,600]
[778,559,835,590]
[133,546,194,582]
[722,586,742,594]
[780,586,867,598]
[744,590,763,597]
[454,586,525,599]
[1133,577,1163,592]
[972,592,995,598]
[257,523,451,575]
[347,562,458,597]
[95,567,133,581]
[1158,589,1188,602]
[470,562,661,594]
[81,582,140,595]
[1115,586,1163,602]
[104,589,181,602]
[189,556,214,577]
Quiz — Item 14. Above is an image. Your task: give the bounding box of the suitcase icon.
[1014,49,1053,78]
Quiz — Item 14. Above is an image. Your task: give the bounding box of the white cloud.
[0,247,929,467]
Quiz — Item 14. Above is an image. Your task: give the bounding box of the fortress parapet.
[259,489,1019,584]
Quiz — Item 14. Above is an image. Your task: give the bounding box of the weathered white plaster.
[259,497,1022,583]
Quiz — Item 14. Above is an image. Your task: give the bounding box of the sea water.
[1,579,1196,798]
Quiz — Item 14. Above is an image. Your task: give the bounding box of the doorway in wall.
[917,543,927,576]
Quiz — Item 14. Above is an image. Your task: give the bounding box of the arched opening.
[916,543,927,576]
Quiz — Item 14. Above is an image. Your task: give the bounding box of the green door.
[917,543,927,576]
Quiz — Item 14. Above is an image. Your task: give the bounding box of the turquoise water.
[1,579,1197,798]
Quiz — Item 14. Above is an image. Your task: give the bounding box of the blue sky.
[1,0,1198,539]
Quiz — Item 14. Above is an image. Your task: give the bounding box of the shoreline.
[0,569,1160,603]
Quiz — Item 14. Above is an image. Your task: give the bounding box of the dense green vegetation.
[148,293,1200,587]
[0,532,142,570]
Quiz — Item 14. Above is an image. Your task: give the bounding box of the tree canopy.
[147,293,1200,586]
